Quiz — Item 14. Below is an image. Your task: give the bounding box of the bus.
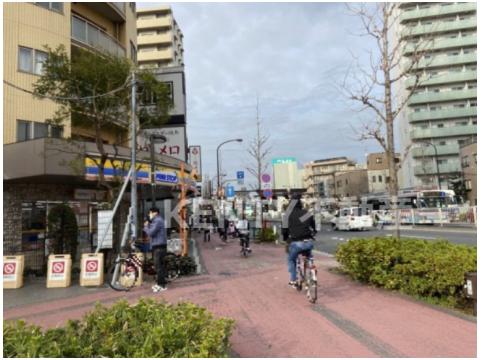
[361,189,460,225]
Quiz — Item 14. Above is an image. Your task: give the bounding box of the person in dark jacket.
[286,194,316,287]
[144,207,167,292]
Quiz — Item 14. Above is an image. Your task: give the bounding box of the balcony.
[414,162,462,176]
[82,2,126,22]
[400,3,477,22]
[404,36,477,55]
[414,53,477,69]
[137,32,172,46]
[71,16,126,57]
[137,17,171,30]
[409,107,477,123]
[408,89,477,105]
[412,144,460,158]
[405,70,476,88]
[137,49,173,62]
[411,124,477,139]
[402,18,477,38]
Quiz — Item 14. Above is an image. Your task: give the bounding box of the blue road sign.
[236,171,244,180]
[226,185,235,198]
[263,189,272,198]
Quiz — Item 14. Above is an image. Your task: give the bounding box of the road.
[314,224,477,255]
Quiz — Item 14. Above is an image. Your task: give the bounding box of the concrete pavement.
[4,233,477,357]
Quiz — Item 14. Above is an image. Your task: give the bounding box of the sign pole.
[130,71,138,244]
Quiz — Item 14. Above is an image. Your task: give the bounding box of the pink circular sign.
[261,174,271,183]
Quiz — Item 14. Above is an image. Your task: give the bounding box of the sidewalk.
[4,233,476,357]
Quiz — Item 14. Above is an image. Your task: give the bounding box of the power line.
[3,75,131,101]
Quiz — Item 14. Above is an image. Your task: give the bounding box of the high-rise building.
[136,5,184,69]
[272,157,302,190]
[396,2,477,190]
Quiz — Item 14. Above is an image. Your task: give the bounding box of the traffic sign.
[226,185,235,198]
[236,171,244,179]
[261,173,271,183]
[3,263,15,275]
[263,189,273,198]
[86,260,98,273]
[52,262,65,274]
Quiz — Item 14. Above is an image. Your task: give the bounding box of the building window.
[16,120,63,142]
[35,2,63,13]
[129,2,136,13]
[461,155,470,168]
[439,141,446,146]
[465,180,472,190]
[378,175,383,183]
[376,157,382,164]
[18,47,48,75]
[130,41,137,64]
[372,176,376,183]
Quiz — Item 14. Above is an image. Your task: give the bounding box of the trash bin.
[464,272,477,316]
[3,255,24,289]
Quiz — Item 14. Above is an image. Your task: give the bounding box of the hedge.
[3,298,235,358]
[335,237,476,307]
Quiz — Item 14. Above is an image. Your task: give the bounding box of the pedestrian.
[143,207,168,293]
[203,216,211,242]
[223,216,229,241]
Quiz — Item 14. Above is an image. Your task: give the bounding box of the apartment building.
[304,157,358,198]
[272,157,303,190]
[460,139,477,205]
[137,5,184,69]
[396,2,477,190]
[335,169,369,199]
[4,2,138,146]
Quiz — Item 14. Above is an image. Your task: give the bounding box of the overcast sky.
[139,2,382,187]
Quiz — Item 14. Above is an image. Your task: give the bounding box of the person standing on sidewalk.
[144,207,168,293]
[286,194,316,287]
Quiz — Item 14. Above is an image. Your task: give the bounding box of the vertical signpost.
[236,171,244,185]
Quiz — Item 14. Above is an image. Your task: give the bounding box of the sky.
[138,2,382,188]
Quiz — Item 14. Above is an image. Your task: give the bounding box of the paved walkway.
[4,233,477,357]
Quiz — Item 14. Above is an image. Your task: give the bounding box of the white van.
[331,207,373,231]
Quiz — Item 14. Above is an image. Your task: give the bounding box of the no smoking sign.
[86,260,98,272]
[4,263,16,275]
[52,262,65,273]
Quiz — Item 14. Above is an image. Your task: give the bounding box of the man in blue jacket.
[144,207,167,292]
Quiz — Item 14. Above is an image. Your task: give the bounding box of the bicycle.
[108,242,180,291]
[294,249,317,303]
[238,231,250,257]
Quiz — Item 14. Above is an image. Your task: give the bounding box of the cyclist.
[236,216,251,253]
[143,207,167,293]
[286,194,316,288]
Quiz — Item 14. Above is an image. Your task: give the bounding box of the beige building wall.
[3,2,72,144]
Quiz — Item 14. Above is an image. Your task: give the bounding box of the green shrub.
[256,228,277,242]
[164,254,197,276]
[4,298,234,358]
[336,237,476,307]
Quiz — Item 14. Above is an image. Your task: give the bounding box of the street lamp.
[216,138,243,198]
[421,141,440,189]
[149,133,167,207]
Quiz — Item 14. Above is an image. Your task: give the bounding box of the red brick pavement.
[4,233,477,357]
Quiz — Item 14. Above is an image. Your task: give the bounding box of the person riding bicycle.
[286,194,316,288]
[236,216,251,253]
[143,207,167,293]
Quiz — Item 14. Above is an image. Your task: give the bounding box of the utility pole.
[130,71,137,243]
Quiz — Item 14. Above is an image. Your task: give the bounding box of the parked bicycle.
[108,242,179,291]
[294,249,318,304]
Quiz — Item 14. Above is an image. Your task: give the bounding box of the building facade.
[366,152,401,193]
[335,169,369,199]
[272,157,302,190]
[137,5,184,69]
[3,3,194,273]
[460,140,477,205]
[396,2,477,190]
[303,157,358,198]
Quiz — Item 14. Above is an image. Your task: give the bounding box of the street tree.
[33,45,172,202]
[342,3,430,239]
[246,98,272,231]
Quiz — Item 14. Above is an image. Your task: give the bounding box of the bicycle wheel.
[306,267,318,304]
[108,258,138,291]
[295,262,303,292]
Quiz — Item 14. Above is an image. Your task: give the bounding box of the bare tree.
[342,3,430,239]
[246,97,272,231]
